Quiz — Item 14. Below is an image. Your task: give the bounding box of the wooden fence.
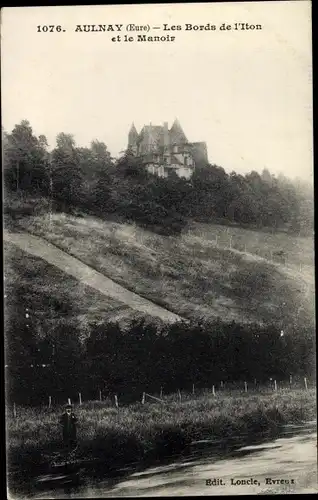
[8,376,312,417]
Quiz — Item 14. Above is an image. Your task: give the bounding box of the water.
[12,421,318,498]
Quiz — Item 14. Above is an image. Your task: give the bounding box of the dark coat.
[60,412,77,442]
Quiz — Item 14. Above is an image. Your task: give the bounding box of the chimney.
[163,121,169,150]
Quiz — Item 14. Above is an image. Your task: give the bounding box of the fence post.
[178,389,182,403]
[115,394,118,408]
[304,377,308,390]
[67,398,71,405]
[244,381,248,393]
[99,390,102,402]
[289,375,292,388]
[192,383,195,395]
[274,380,277,392]
[79,392,82,405]
[160,387,163,399]
[13,402,17,419]
[220,381,224,390]
[141,392,145,405]
[212,385,215,396]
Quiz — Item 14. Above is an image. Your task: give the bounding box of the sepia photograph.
[2,1,316,498]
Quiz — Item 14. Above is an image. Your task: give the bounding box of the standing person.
[59,404,78,450]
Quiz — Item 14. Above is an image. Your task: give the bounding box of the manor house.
[127,119,208,180]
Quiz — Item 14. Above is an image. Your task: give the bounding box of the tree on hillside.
[261,168,273,185]
[3,120,49,194]
[85,140,114,213]
[191,164,228,219]
[85,322,124,395]
[50,323,84,400]
[38,134,49,150]
[51,133,83,210]
[91,140,112,163]
[5,283,42,404]
[115,149,148,180]
[275,174,300,233]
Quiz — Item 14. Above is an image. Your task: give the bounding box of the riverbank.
[73,421,317,497]
[7,387,316,492]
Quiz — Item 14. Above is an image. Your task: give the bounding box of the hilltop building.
[127,119,208,179]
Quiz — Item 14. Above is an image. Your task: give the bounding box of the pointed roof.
[170,118,188,144]
[129,123,138,138]
[172,117,181,127]
[137,124,164,148]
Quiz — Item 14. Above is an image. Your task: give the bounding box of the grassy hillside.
[14,212,314,327]
[4,241,153,336]
[188,221,314,271]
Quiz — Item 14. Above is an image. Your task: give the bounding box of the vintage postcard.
[2,1,315,498]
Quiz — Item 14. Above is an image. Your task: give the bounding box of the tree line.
[3,120,314,236]
[5,283,315,406]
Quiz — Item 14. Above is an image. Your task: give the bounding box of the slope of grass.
[188,221,314,271]
[16,212,314,326]
[4,241,153,335]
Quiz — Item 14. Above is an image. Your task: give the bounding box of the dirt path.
[3,229,183,324]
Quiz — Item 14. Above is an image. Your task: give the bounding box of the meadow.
[7,387,316,486]
[187,221,314,268]
[4,240,153,336]
[15,211,314,326]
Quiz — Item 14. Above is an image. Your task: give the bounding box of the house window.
[184,156,188,166]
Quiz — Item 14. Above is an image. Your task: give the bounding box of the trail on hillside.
[3,229,183,324]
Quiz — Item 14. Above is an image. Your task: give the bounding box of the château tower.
[128,123,138,154]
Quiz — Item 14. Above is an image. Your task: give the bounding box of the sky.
[1,2,313,181]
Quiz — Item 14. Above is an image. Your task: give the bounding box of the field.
[7,388,316,489]
[13,212,314,326]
